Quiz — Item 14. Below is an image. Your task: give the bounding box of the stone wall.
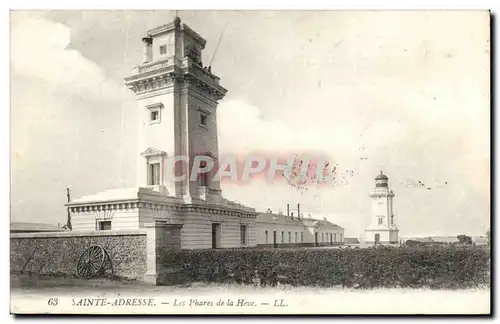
[10,230,147,280]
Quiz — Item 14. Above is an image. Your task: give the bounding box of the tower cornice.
[124,72,176,96]
[125,57,227,101]
[146,22,206,49]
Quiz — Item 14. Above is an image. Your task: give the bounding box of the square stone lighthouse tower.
[362,171,399,246]
[67,16,257,249]
[124,16,226,203]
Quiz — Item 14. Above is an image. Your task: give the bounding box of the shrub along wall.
[168,245,490,289]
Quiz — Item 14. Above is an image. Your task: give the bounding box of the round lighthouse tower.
[362,171,399,246]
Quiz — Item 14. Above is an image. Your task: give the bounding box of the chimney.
[297,203,301,220]
[287,204,290,217]
[142,36,153,63]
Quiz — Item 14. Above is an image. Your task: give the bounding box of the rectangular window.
[281,231,284,243]
[295,232,298,243]
[146,103,163,124]
[199,113,207,126]
[149,163,160,185]
[265,230,268,244]
[378,217,383,225]
[240,225,247,246]
[150,110,159,122]
[98,221,111,231]
[301,232,304,242]
[334,233,337,242]
[288,232,291,243]
[321,233,324,242]
[159,45,167,55]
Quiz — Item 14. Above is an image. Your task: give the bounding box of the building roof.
[256,213,343,229]
[256,213,304,226]
[308,218,344,229]
[69,188,144,204]
[10,222,68,232]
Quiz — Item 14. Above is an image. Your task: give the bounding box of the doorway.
[212,223,221,249]
[315,233,319,246]
[374,233,380,245]
[273,231,277,248]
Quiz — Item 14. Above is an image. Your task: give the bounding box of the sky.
[10,10,490,238]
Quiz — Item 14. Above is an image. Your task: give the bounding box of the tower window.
[149,163,160,185]
[199,113,207,126]
[151,110,159,122]
[197,108,211,128]
[147,103,163,124]
[159,45,167,55]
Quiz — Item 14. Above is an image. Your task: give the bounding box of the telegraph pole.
[66,187,72,230]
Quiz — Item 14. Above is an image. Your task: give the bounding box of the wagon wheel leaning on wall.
[76,245,114,280]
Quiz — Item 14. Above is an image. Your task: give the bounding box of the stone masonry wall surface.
[10,232,147,280]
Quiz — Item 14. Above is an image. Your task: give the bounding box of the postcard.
[10,10,491,315]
